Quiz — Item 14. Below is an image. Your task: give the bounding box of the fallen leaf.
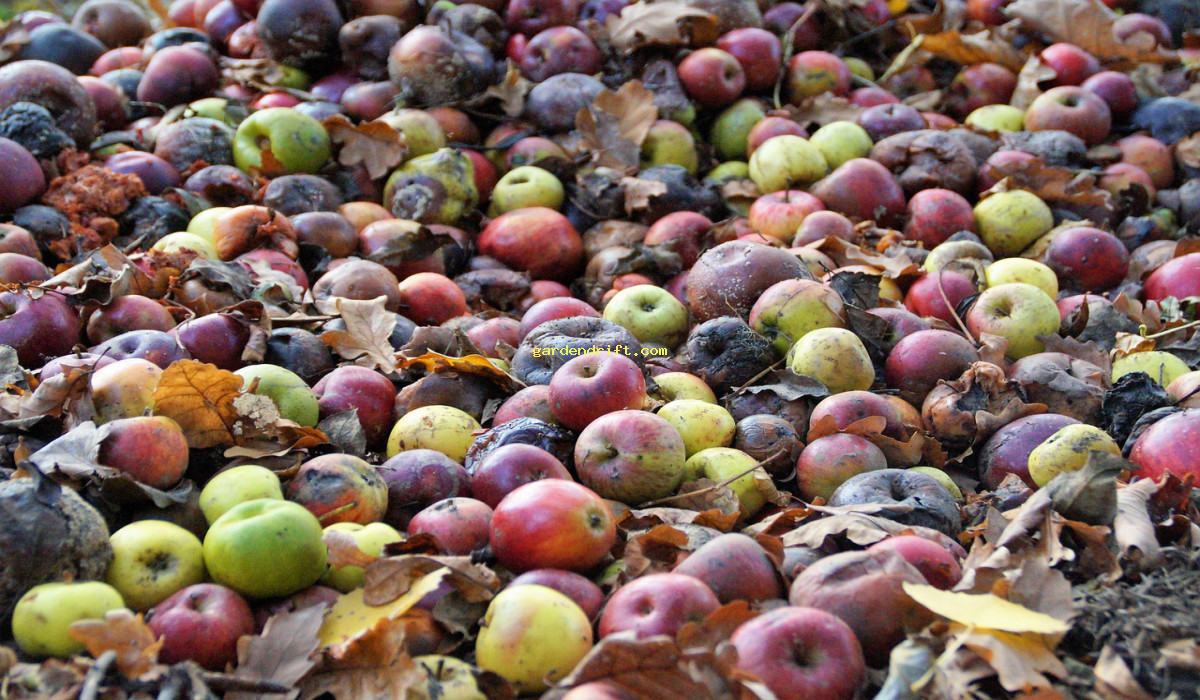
[324,528,378,570]
[1005,0,1176,65]
[317,409,367,459]
[17,363,94,421]
[395,351,522,393]
[1044,451,1124,526]
[25,420,110,479]
[297,653,425,700]
[954,624,1067,692]
[486,61,531,118]
[620,176,669,215]
[1114,478,1163,570]
[151,360,244,448]
[1093,645,1153,700]
[782,94,866,129]
[915,29,1025,71]
[904,583,1071,635]
[1010,55,1057,111]
[228,604,324,700]
[605,1,718,54]
[319,569,451,664]
[320,297,398,374]
[321,115,406,180]
[576,80,659,172]
[67,609,162,679]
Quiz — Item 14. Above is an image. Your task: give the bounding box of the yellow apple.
[475,585,593,693]
[657,400,736,457]
[985,258,1059,299]
[1027,424,1121,488]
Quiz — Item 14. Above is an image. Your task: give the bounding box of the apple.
[717,28,783,93]
[683,447,768,518]
[1111,351,1191,387]
[965,283,1060,360]
[1027,424,1121,488]
[314,366,397,446]
[867,535,962,590]
[519,25,601,82]
[171,313,251,371]
[1144,252,1200,302]
[233,106,331,174]
[376,448,471,528]
[657,399,736,458]
[106,520,206,612]
[489,165,564,215]
[973,189,1055,257]
[787,327,875,393]
[286,453,389,526]
[574,409,686,505]
[639,118,700,173]
[746,115,808,157]
[885,330,979,405]
[407,497,493,555]
[787,51,851,102]
[1039,42,1100,87]
[793,210,854,246]
[903,270,978,325]
[849,86,899,107]
[904,188,977,249]
[11,582,126,658]
[730,606,866,700]
[686,240,807,322]
[475,585,593,694]
[85,294,176,345]
[1081,71,1138,120]
[602,285,690,349]
[508,569,605,620]
[396,272,470,326]
[678,47,746,109]
[809,158,906,227]
[235,363,319,427]
[470,443,572,508]
[1128,409,1200,481]
[796,433,888,502]
[985,258,1059,299]
[203,498,328,599]
[1024,86,1112,146]
[945,62,1017,120]
[857,103,925,142]
[478,207,585,283]
[492,384,561,426]
[1042,226,1129,292]
[807,121,874,171]
[749,278,846,356]
[321,521,404,591]
[91,358,163,423]
[964,104,1025,133]
[549,352,647,431]
[518,296,599,340]
[598,572,720,639]
[979,413,1080,489]
[0,290,80,368]
[200,465,284,525]
[652,371,719,404]
[387,405,481,464]
[747,189,825,241]
[748,135,829,192]
[674,533,785,603]
[147,583,256,671]
[96,415,189,490]
[489,479,616,573]
[1116,134,1175,189]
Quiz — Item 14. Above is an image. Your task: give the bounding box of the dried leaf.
[67,609,162,679]
[297,653,425,700]
[486,62,531,118]
[319,569,450,663]
[317,409,368,459]
[324,528,378,570]
[18,363,94,421]
[1114,478,1163,570]
[954,624,1067,692]
[41,245,155,304]
[394,351,522,393]
[1093,645,1153,700]
[151,360,244,448]
[985,157,1111,211]
[229,605,325,700]
[1006,0,1176,65]
[915,29,1025,71]
[605,2,719,54]
[25,421,110,479]
[364,555,500,607]
[622,524,693,578]
[322,115,407,180]
[1044,451,1123,525]
[780,511,961,551]
[576,81,659,172]
[0,18,31,63]
[1009,56,1056,111]
[320,297,398,374]
[620,176,669,215]
[903,583,1071,635]
[675,601,759,653]
[782,94,865,130]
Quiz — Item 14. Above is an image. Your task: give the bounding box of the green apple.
[964,282,1060,359]
[185,97,243,126]
[973,190,1055,257]
[199,464,284,525]
[705,160,751,184]
[965,104,1026,133]
[488,165,564,216]
[475,584,593,694]
[749,279,846,356]
[658,399,736,457]
[908,467,963,500]
[1111,351,1192,387]
[786,327,875,393]
[985,258,1059,299]
[386,405,481,463]
[376,108,446,158]
[235,364,319,427]
[320,522,404,592]
[602,284,690,349]
[1027,424,1121,488]
[844,57,875,81]
[383,148,478,225]
[203,498,327,599]
[683,447,768,517]
[704,160,756,215]
[11,582,126,658]
[808,121,874,170]
[748,135,829,193]
[151,232,219,259]
[186,206,232,243]
[640,119,699,174]
[652,371,718,404]
[709,98,766,162]
[233,107,331,175]
[105,520,206,611]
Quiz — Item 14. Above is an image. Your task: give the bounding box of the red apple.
[407,497,493,555]
[478,207,584,283]
[492,384,560,426]
[396,272,469,326]
[903,270,978,324]
[748,190,825,242]
[1042,226,1130,292]
[549,352,646,431]
[377,448,472,528]
[642,211,711,269]
[945,62,1018,120]
[716,28,782,93]
[519,26,601,83]
[867,535,963,590]
[786,51,851,102]
[673,533,785,603]
[746,116,808,158]
[0,290,80,368]
[518,296,599,340]
[1144,252,1200,302]
[904,188,977,249]
[809,158,906,227]
[1129,409,1200,482]
[147,583,255,671]
[1039,42,1101,86]
[1024,86,1112,146]
[314,366,397,445]
[508,569,605,620]
[885,330,979,406]
[978,413,1080,489]
[1081,71,1138,120]
[470,443,572,508]
[796,433,889,501]
[98,416,190,490]
[489,479,617,573]
[170,314,250,371]
[678,47,747,109]
[730,606,866,700]
[597,573,720,638]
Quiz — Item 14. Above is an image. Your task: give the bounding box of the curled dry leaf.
[41,245,155,305]
[576,80,659,172]
[621,524,692,578]
[1044,451,1124,526]
[605,2,719,55]
[1092,645,1154,700]
[1006,0,1176,65]
[321,115,407,181]
[902,583,1071,635]
[151,360,244,449]
[620,176,669,215]
[324,528,378,570]
[1009,56,1056,111]
[913,29,1026,72]
[395,351,523,394]
[1114,478,1164,571]
[952,624,1068,692]
[18,363,94,422]
[319,569,452,664]
[363,555,500,607]
[486,62,531,118]
[320,297,398,374]
[229,604,324,700]
[922,362,1047,456]
[781,94,865,130]
[66,609,162,680]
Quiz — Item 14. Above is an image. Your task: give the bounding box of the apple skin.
[730,606,866,700]
[965,283,1061,360]
[1116,134,1175,189]
[171,314,251,371]
[748,190,825,242]
[686,240,807,322]
[200,465,284,526]
[97,415,190,490]
[85,294,176,345]
[602,285,690,349]
[653,371,719,404]
[407,497,493,556]
[233,106,331,174]
[809,158,906,227]
[985,258,1059,300]
[0,290,81,368]
[508,569,605,620]
[478,207,585,283]
[657,399,736,458]
[786,327,875,394]
[1081,71,1138,120]
[147,583,255,671]
[548,352,646,431]
[748,135,829,193]
[314,366,397,446]
[493,384,560,426]
[470,443,572,509]
[1111,351,1191,388]
[1039,42,1100,87]
[978,413,1080,489]
[1027,424,1121,487]
[11,582,127,658]
[1042,226,1129,292]
[1129,409,1200,482]
[203,499,328,599]
[285,453,389,526]
[574,409,687,506]
[377,448,471,528]
[678,47,747,109]
[945,62,1017,120]
[903,270,978,325]
[598,572,721,639]
[518,296,599,340]
[489,479,616,574]
[867,535,962,590]
[475,584,593,694]
[91,358,163,424]
[684,447,768,518]
[489,165,564,215]
[673,533,785,603]
[904,188,977,249]
[973,190,1055,257]
[885,330,979,405]
[105,520,206,612]
[235,364,319,427]
[1144,252,1200,302]
[387,405,482,464]
[519,25,601,83]
[746,116,808,158]
[786,50,851,102]
[796,433,889,502]
[717,28,783,93]
[1024,86,1112,146]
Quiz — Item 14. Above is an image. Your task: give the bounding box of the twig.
[637,449,784,508]
[200,672,295,694]
[80,651,117,700]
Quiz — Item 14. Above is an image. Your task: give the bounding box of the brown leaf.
[322,115,407,180]
[1006,0,1176,65]
[394,351,523,393]
[811,236,923,280]
[363,555,500,607]
[915,30,1026,71]
[1114,478,1163,571]
[1009,55,1056,111]
[781,510,962,551]
[320,297,398,374]
[18,363,94,421]
[985,157,1111,211]
[1044,451,1123,525]
[67,609,162,679]
[620,176,669,215]
[151,360,244,448]
[41,245,156,304]
[229,605,324,700]
[954,624,1066,692]
[298,653,425,700]
[622,524,693,578]
[576,81,659,172]
[781,94,865,129]
[675,601,759,653]
[605,1,719,54]
[0,18,31,64]
[623,506,742,532]
[1093,645,1154,700]
[486,62,531,118]
[324,528,379,570]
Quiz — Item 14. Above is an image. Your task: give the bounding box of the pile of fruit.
[0,0,1199,696]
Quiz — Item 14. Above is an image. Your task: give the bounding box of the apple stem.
[1141,317,1200,341]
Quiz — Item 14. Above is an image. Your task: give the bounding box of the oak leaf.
[605,2,718,54]
[151,360,244,448]
[320,297,398,374]
[67,609,162,679]
[322,115,407,180]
